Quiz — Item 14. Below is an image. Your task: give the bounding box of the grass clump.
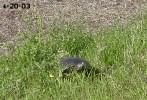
[0,15,147,100]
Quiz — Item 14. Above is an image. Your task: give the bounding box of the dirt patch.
[0,0,147,55]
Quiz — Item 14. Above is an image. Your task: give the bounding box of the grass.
[0,14,147,100]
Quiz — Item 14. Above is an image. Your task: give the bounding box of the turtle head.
[76,62,85,70]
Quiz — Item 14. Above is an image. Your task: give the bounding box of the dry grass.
[0,0,147,55]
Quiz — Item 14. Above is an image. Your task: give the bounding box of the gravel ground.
[0,0,147,55]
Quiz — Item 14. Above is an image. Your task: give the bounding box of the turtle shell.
[60,57,91,74]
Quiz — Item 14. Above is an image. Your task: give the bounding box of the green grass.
[0,15,147,100]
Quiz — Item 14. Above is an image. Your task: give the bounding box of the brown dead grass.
[0,0,147,55]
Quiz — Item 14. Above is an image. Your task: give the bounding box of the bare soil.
[0,0,147,55]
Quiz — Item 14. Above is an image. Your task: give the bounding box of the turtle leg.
[59,65,71,78]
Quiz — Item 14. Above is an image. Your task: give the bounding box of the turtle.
[59,57,100,78]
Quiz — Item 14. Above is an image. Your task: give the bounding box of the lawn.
[0,14,147,100]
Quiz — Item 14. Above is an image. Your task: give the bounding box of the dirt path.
[0,0,147,55]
